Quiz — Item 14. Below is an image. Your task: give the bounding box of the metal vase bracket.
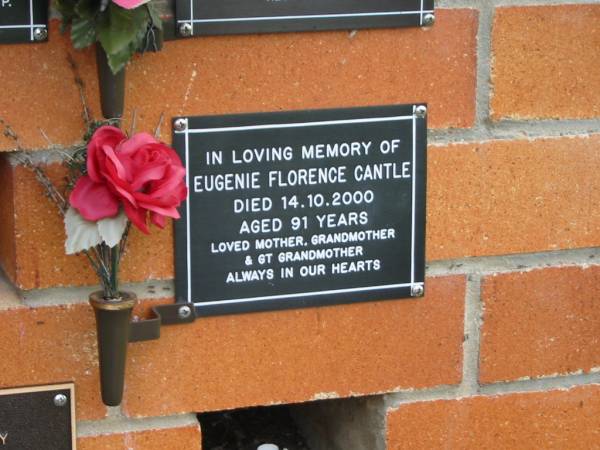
[89,291,136,406]
[96,44,126,119]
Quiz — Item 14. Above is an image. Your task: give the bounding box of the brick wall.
[385,2,600,449]
[0,1,599,448]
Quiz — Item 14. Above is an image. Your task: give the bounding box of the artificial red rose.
[111,0,151,10]
[117,133,188,233]
[69,175,120,221]
[85,125,127,185]
[69,126,188,234]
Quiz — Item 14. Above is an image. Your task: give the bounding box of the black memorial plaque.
[175,0,435,37]
[0,0,48,43]
[174,104,426,316]
[0,384,75,450]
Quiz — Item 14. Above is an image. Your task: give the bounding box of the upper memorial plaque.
[175,0,435,37]
[0,0,48,43]
[173,104,427,316]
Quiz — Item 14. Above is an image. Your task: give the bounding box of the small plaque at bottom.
[0,384,75,450]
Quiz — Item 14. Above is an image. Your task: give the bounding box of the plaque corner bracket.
[129,302,197,342]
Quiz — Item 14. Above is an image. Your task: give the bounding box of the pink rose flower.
[70,126,188,234]
[111,0,150,10]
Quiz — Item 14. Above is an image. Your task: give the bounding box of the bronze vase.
[95,44,126,119]
[89,291,136,406]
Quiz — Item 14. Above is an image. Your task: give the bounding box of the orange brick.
[5,163,173,289]
[121,8,477,133]
[387,385,600,449]
[123,276,465,417]
[0,24,97,151]
[0,10,477,152]
[427,135,600,260]
[5,134,600,289]
[492,5,600,120]
[0,295,186,420]
[0,277,464,418]
[0,303,106,420]
[480,265,600,384]
[78,424,201,450]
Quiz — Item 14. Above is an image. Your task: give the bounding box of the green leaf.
[99,3,152,73]
[147,2,163,30]
[104,24,148,73]
[98,3,149,55]
[71,16,97,49]
[104,42,136,73]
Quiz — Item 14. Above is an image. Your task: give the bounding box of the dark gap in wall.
[198,404,312,450]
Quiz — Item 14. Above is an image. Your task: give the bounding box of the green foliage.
[71,17,96,48]
[98,3,151,72]
[53,0,162,74]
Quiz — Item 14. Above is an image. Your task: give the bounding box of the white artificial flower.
[65,207,128,254]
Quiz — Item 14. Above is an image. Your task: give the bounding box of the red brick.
[0,23,97,151]
[0,10,477,152]
[387,385,600,449]
[0,303,106,420]
[0,276,464,418]
[122,276,465,417]
[78,424,201,450]
[480,265,600,384]
[5,163,173,289]
[5,134,600,289]
[121,8,477,133]
[492,5,600,120]
[427,135,600,260]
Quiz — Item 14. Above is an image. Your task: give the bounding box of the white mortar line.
[385,372,600,410]
[458,275,482,396]
[429,121,600,145]
[19,279,175,307]
[77,413,199,437]
[6,146,83,166]
[480,372,600,395]
[426,247,600,277]
[9,247,598,308]
[384,385,464,409]
[473,0,494,131]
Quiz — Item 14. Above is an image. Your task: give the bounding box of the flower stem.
[110,244,119,297]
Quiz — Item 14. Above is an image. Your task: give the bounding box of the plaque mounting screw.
[415,105,427,118]
[423,13,435,27]
[33,27,48,41]
[411,285,424,297]
[53,394,68,407]
[178,305,192,319]
[179,23,193,37]
[174,118,188,132]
